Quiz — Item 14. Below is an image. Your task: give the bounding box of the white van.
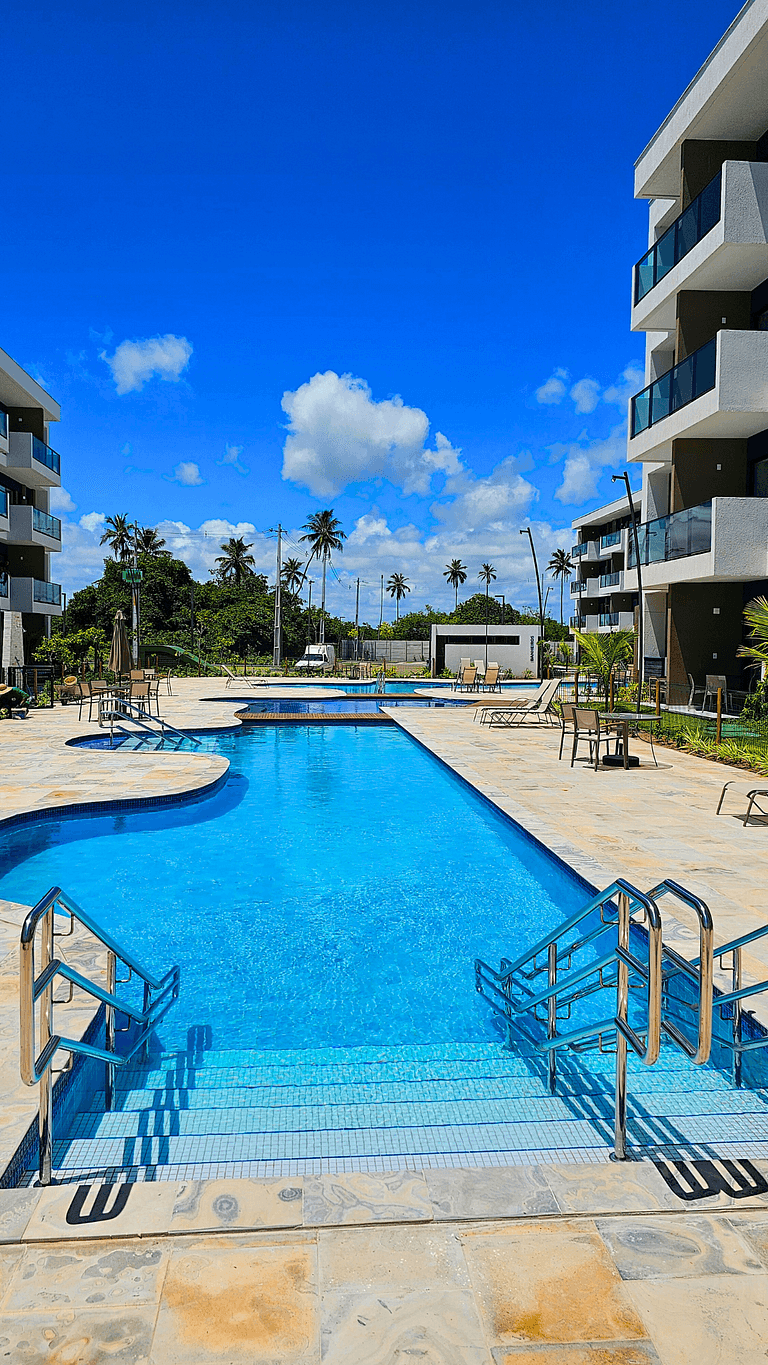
[295,644,335,671]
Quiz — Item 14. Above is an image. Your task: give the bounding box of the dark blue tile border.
[0,770,229,835]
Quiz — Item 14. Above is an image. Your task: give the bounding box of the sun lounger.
[717,780,768,825]
[481,677,561,727]
[474,677,549,723]
[222,665,268,689]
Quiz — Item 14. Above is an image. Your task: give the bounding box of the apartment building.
[0,346,63,664]
[569,492,639,636]
[623,0,768,693]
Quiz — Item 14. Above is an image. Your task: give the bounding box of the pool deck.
[3,679,768,1358]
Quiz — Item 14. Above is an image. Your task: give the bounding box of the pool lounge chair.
[222,665,268,689]
[475,677,548,723]
[483,677,561,727]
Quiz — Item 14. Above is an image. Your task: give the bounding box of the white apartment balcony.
[570,578,600,598]
[598,571,623,595]
[598,528,624,554]
[10,576,62,616]
[624,496,768,591]
[597,611,634,632]
[629,329,768,463]
[4,431,61,487]
[570,540,602,563]
[632,161,768,333]
[9,504,62,548]
[0,487,8,537]
[0,569,8,607]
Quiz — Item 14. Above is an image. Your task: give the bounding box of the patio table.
[597,713,637,770]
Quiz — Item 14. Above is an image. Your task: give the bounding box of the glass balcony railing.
[32,435,61,476]
[32,507,62,539]
[634,170,721,304]
[569,616,582,629]
[570,581,586,595]
[600,530,621,549]
[628,501,712,568]
[0,488,7,518]
[571,542,588,558]
[0,410,7,439]
[0,571,8,598]
[33,579,62,605]
[631,336,717,438]
[599,572,621,588]
[599,612,620,627]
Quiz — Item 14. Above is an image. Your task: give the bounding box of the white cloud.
[553,425,627,504]
[79,511,106,534]
[217,443,249,476]
[281,370,462,497]
[169,461,203,486]
[101,334,193,395]
[569,377,601,414]
[604,363,645,408]
[431,455,536,535]
[535,368,569,405]
[49,486,76,513]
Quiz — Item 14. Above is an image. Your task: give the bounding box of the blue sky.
[3,0,740,621]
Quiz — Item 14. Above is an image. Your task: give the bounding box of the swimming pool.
[0,723,586,1053]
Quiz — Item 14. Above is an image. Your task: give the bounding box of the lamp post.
[494,593,506,623]
[520,528,545,679]
[612,472,643,715]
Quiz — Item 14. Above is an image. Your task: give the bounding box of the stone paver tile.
[170,1177,303,1233]
[0,1305,156,1363]
[23,1180,179,1241]
[151,1239,318,1363]
[596,1214,764,1279]
[462,1221,646,1347]
[319,1224,471,1291]
[0,1247,23,1309]
[726,1212,768,1269]
[627,1272,768,1363]
[321,1288,489,1363]
[0,1188,39,1243]
[426,1165,558,1220]
[3,1238,169,1311]
[303,1171,431,1226]
[491,1346,661,1363]
[542,1163,684,1214]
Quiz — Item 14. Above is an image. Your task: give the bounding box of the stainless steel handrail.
[98,695,201,746]
[648,878,713,1065]
[20,885,180,1185]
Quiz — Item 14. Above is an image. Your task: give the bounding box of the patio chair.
[703,674,730,713]
[481,663,501,692]
[222,664,268,689]
[558,702,576,760]
[452,660,472,691]
[130,680,152,717]
[687,673,705,710]
[473,660,486,683]
[485,677,561,727]
[459,665,478,692]
[130,669,145,682]
[571,707,613,771]
[80,679,110,722]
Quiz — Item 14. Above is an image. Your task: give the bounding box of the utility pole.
[269,524,283,667]
[355,577,360,661]
[189,583,195,656]
[379,574,384,633]
[307,579,313,651]
[494,594,506,623]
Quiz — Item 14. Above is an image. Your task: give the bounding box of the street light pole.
[520,528,545,679]
[612,472,644,715]
[494,593,506,623]
[355,577,360,661]
[269,524,282,668]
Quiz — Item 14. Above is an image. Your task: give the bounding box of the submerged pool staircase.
[13,878,768,1185]
[97,695,201,750]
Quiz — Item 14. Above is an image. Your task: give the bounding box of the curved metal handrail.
[648,878,713,1065]
[20,885,180,1184]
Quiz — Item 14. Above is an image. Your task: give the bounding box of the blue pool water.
[0,724,587,1055]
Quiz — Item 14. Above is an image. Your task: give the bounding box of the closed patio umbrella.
[108,609,131,678]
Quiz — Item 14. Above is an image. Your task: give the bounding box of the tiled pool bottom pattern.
[21,1038,768,1186]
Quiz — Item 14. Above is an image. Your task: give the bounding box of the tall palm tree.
[443,559,467,611]
[281,557,305,596]
[136,527,168,557]
[387,573,411,621]
[299,510,346,643]
[100,514,133,561]
[547,548,574,625]
[214,536,256,585]
[478,563,497,669]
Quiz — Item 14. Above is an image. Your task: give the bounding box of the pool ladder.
[475,877,768,1159]
[19,885,180,1185]
[98,695,201,748]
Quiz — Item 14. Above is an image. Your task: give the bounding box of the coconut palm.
[214,536,256,585]
[387,573,411,621]
[547,548,574,625]
[573,628,635,711]
[443,559,467,611]
[281,557,305,596]
[100,514,133,561]
[299,510,346,643]
[136,527,168,557]
[478,563,497,669]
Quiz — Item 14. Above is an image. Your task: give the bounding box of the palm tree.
[443,559,467,611]
[136,527,168,557]
[387,573,411,621]
[281,557,305,596]
[299,510,346,643]
[547,548,574,625]
[100,514,133,561]
[478,563,497,669]
[574,628,635,711]
[214,536,256,585]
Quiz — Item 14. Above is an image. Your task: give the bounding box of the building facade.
[429,623,540,677]
[569,493,639,636]
[624,0,768,693]
[0,346,63,664]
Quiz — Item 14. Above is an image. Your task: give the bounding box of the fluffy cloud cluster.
[535,363,643,416]
[101,334,193,395]
[168,461,203,486]
[281,371,462,497]
[552,426,628,505]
